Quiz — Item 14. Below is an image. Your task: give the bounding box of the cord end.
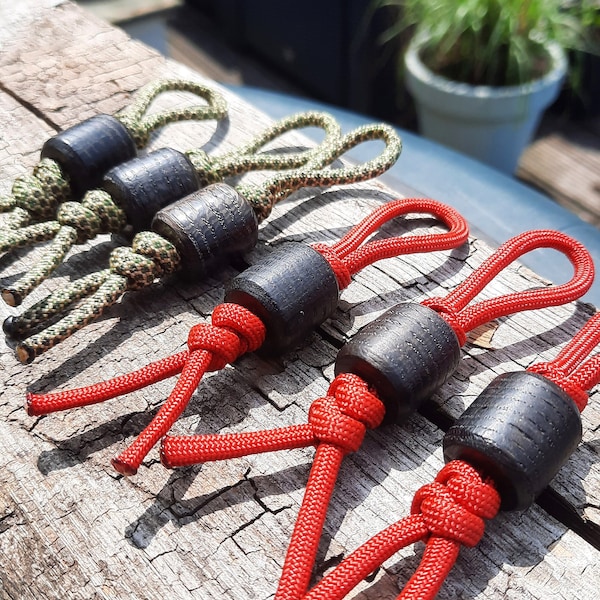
[15,342,35,364]
[111,456,138,477]
[26,392,45,416]
[2,288,21,307]
[159,440,174,469]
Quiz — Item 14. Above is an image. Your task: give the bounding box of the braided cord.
[312,198,468,290]
[528,311,600,411]
[1,112,339,306]
[0,158,71,224]
[15,273,127,364]
[186,111,342,187]
[3,271,110,340]
[159,373,383,600]
[14,232,180,362]
[0,220,61,254]
[0,80,227,233]
[116,79,227,148]
[237,123,402,221]
[9,122,399,360]
[1,190,127,306]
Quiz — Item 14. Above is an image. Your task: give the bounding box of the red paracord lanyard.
[27,198,468,476]
[303,310,600,600]
[158,229,593,600]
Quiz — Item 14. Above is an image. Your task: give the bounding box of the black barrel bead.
[443,371,582,511]
[225,242,340,355]
[335,303,461,423]
[152,183,258,279]
[41,114,137,198]
[103,148,199,233]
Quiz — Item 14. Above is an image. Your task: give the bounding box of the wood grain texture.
[1,2,599,599]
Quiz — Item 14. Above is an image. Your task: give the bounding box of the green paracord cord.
[0,79,227,230]
[10,123,401,363]
[0,111,341,306]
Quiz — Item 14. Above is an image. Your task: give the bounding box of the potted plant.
[376,0,598,173]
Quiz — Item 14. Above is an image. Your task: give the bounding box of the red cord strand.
[161,424,315,468]
[422,230,594,345]
[160,373,385,600]
[275,444,346,600]
[528,311,600,411]
[27,350,190,415]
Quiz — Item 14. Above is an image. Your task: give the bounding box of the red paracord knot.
[187,303,266,371]
[25,197,468,477]
[308,373,385,454]
[302,461,499,600]
[413,461,500,548]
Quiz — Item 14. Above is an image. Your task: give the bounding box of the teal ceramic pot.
[405,38,567,174]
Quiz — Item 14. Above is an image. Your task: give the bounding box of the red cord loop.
[308,373,385,453]
[420,230,594,343]
[312,198,469,290]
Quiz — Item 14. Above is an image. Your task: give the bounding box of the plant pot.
[404,38,567,174]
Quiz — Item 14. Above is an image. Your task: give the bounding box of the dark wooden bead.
[41,115,137,198]
[151,183,258,279]
[225,242,340,355]
[443,371,582,511]
[102,148,199,233]
[335,303,461,423]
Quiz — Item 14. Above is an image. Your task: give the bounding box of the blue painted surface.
[228,84,600,306]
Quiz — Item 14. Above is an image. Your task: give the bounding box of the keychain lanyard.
[0,111,341,307]
[26,197,469,478]
[158,229,593,600]
[300,309,600,600]
[0,79,227,230]
[7,123,402,362]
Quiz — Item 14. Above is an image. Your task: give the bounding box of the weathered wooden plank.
[519,132,600,228]
[0,92,56,197]
[1,2,600,599]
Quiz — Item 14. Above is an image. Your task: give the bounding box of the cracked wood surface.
[1,1,600,599]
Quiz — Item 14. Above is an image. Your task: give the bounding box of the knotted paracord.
[161,373,384,467]
[302,461,500,600]
[301,312,600,600]
[162,372,385,600]
[160,228,593,600]
[26,197,469,475]
[0,79,227,230]
[0,111,341,306]
[10,123,403,362]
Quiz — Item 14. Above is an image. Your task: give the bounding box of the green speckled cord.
[11,123,401,363]
[0,79,227,229]
[0,111,341,307]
